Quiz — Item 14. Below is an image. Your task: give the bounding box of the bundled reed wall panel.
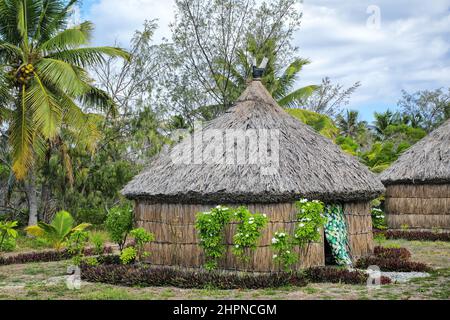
[343,202,374,261]
[136,202,325,271]
[385,184,450,230]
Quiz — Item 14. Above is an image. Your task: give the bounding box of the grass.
[0,239,448,300]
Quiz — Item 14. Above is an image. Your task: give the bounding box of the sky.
[80,0,450,122]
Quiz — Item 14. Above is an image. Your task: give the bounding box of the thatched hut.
[122,80,384,271]
[380,119,450,231]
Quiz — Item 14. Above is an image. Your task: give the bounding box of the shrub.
[374,246,411,260]
[196,206,233,270]
[25,211,91,250]
[0,246,113,266]
[105,204,134,252]
[383,230,450,242]
[120,247,137,265]
[305,266,392,285]
[67,230,90,266]
[0,237,16,252]
[232,207,268,262]
[90,232,106,256]
[80,263,309,289]
[0,220,18,253]
[371,207,387,230]
[129,228,154,261]
[355,256,431,272]
[294,199,326,245]
[271,231,297,271]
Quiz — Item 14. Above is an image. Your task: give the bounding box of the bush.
[355,256,431,272]
[374,246,411,260]
[129,228,154,261]
[0,237,16,252]
[120,247,137,265]
[383,230,450,242]
[80,263,308,289]
[105,204,134,252]
[0,246,113,266]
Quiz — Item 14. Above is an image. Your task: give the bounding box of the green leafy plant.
[84,256,100,267]
[400,224,410,231]
[25,211,91,250]
[294,199,326,246]
[90,232,105,256]
[195,206,232,270]
[105,204,133,252]
[67,230,89,265]
[374,232,386,246]
[271,231,297,271]
[371,207,387,230]
[120,247,137,265]
[129,228,154,262]
[232,207,268,261]
[0,221,18,253]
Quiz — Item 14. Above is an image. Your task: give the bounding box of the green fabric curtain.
[324,204,352,266]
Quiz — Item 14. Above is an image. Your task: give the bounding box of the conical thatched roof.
[122,80,384,203]
[380,119,450,185]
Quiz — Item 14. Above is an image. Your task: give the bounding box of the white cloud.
[85,0,175,47]
[83,0,450,120]
[295,1,450,118]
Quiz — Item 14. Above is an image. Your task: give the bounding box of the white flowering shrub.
[294,199,326,245]
[232,207,268,261]
[195,206,233,270]
[270,232,297,271]
[371,207,387,230]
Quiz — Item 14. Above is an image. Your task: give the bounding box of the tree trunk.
[26,171,38,226]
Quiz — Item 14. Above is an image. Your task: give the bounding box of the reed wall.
[135,201,374,271]
[385,184,450,230]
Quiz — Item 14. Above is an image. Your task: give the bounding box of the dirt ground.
[0,239,449,300]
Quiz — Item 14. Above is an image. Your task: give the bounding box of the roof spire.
[251,57,268,79]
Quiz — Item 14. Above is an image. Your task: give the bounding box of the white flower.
[317,228,321,232]
[273,254,278,259]
[286,250,291,254]
[263,214,267,218]
[300,199,308,203]
[235,244,239,248]
[246,234,249,237]
[249,220,254,224]
[204,212,210,215]
[271,238,278,244]
[298,223,305,228]
[313,200,320,203]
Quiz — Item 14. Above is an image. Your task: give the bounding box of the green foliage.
[105,203,134,252]
[195,206,232,270]
[294,199,326,246]
[120,247,137,265]
[25,211,90,250]
[286,109,339,139]
[67,230,89,265]
[335,136,359,155]
[371,207,387,230]
[270,231,297,271]
[90,232,105,256]
[374,233,386,246]
[0,237,16,252]
[129,228,154,261]
[232,207,268,261]
[0,220,18,252]
[84,256,100,267]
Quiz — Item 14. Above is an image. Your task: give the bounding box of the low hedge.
[355,256,431,272]
[80,259,391,288]
[356,246,431,272]
[383,230,450,242]
[0,246,113,266]
[373,246,411,260]
[305,266,391,285]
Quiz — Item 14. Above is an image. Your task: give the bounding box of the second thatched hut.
[380,119,450,231]
[122,79,384,271]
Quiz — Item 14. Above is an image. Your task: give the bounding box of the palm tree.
[335,110,367,139]
[211,36,318,118]
[0,0,129,225]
